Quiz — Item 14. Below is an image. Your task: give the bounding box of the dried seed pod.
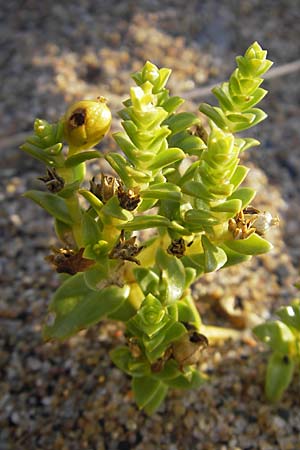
[172,331,208,368]
[128,337,142,359]
[251,211,279,236]
[167,238,186,258]
[151,348,173,373]
[38,168,65,193]
[109,230,144,265]
[63,97,112,150]
[117,183,140,211]
[45,247,95,275]
[192,123,208,144]
[228,206,278,240]
[90,173,119,203]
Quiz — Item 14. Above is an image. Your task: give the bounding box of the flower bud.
[63,97,112,151]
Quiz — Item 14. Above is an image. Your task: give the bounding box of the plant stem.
[201,325,243,343]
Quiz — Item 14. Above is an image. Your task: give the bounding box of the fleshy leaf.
[276,302,300,331]
[210,199,242,213]
[24,190,73,225]
[132,376,163,411]
[133,268,160,296]
[43,285,130,340]
[265,353,295,402]
[110,346,150,377]
[201,235,227,272]
[141,183,182,202]
[224,233,273,255]
[120,215,170,231]
[148,148,185,170]
[166,369,206,390]
[220,244,251,267]
[253,320,295,354]
[143,383,168,415]
[65,150,102,167]
[156,248,186,303]
[102,196,133,221]
[78,189,103,215]
[228,187,256,207]
[164,112,199,134]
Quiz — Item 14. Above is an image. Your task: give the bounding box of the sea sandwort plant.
[22,42,278,413]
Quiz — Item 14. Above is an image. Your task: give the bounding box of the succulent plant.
[21,42,278,414]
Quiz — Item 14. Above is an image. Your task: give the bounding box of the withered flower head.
[109,230,144,265]
[167,238,186,258]
[45,247,95,275]
[228,206,279,240]
[90,173,119,203]
[117,183,141,211]
[38,168,65,193]
[172,331,208,369]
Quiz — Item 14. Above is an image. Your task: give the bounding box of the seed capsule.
[63,97,112,151]
[172,331,208,368]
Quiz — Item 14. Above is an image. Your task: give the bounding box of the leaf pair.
[253,301,300,401]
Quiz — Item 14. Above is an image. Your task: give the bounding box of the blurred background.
[1,1,300,449]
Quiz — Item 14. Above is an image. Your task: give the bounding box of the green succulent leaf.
[113,132,139,164]
[265,353,294,402]
[78,189,103,215]
[177,296,202,329]
[276,302,300,331]
[184,209,220,232]
[65,150,102,167]
[199,104,228,130]
[224,233,273,255]
[220,244,251,267]
[230,166,249,189]
[132,376,166,413]
[237,138,260,152]
[83,263,108,290]
[107,297,137,322]
[181,253,205,278]
[141,182,182,202]
[133,267,160,296]
[147,322,186,362]
[169,133,206,157]
[228,187,256,207]
[148,147,185,170]
[128,294,169,338]
[120,215,170,231]
[164,112,199,134]
[142,383,168,415]
[101,196,133,221]
[210,199,242,214]
[162,96,185,114]
[43,285,130,340]
[152,359,181,381]
[253,320,295,354]
[24,190,73,225]
[54,219,73,242]
[82,211,102,246]
[201,235,227,272]
[105,153,135,186]
[57,180,81,199]
[110,347,150,377]
[166,368,207,390]
[156,248,186,303]
[181,181,214,201]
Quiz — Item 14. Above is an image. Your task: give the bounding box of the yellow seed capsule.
[63,97,112,151]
